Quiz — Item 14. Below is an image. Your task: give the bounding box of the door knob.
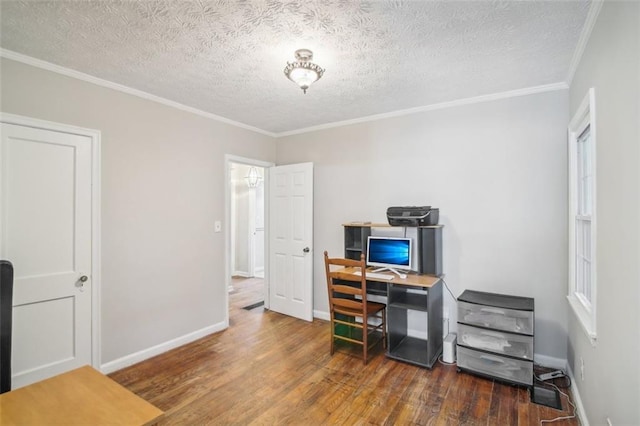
[76,275,88,292]
[303,247,310,253]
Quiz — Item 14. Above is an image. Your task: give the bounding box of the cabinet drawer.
[457,324,533,360]
[458,301,533,335]
[457,346,533,386]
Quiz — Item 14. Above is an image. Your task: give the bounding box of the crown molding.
[566,0,604,86]
[275,82,569,137]
[1,48,570,139]
[0,49,277,137]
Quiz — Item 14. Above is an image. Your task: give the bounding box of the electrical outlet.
[580,357,585,380]
[214,220,222,233]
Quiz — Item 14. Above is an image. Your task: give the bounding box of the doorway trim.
[0,112,102,370]
[224,154,274,327]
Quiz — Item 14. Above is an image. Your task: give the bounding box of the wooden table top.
[338,267,441,288]
[0,365,163,425]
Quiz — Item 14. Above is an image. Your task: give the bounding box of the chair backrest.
[324,251,368,315]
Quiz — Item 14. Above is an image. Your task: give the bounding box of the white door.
[0,123,93,389]
[269,163,313,321]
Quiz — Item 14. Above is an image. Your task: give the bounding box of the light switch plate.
[214,220,222,232]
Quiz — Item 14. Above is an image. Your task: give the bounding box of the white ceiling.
[1,0,591,135]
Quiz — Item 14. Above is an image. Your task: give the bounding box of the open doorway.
[230,163,264,280]
[225,156,273,326]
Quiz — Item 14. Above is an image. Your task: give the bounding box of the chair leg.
[330,318,335,355]
[363,317,368,365]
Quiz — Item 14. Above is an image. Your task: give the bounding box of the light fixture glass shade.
[289,68,319,92]
[284,49,325,94]
[244,166,262,188]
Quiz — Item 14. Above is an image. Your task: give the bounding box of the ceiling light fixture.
[283,49,325,94]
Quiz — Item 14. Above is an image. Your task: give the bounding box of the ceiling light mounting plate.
[294,49,314,62]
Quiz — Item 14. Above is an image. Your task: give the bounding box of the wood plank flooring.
[109,277,578,425]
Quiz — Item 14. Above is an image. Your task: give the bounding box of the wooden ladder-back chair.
[323,251,387,365]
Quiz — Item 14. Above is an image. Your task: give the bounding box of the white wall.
[0,58,276,365]
[277,90,570,360]
[568,2,640,424]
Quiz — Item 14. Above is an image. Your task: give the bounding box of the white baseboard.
[232,271,250,278]
[313,310,329,321]
[534,354,568,370]
[566,364,590,426]
[100,321,227,374]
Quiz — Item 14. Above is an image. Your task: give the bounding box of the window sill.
[567,295,597,346]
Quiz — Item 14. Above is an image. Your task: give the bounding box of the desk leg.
[426,280,443,367]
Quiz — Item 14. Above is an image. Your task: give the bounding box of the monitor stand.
[371,267,408,279]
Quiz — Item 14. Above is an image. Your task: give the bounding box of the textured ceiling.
[0,0,590,135]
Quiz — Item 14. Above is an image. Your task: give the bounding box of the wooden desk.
[338,266,441,288]
[337,268,443,368]
[0,366,163,425]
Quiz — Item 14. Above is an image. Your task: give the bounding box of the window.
[568,88,597,343]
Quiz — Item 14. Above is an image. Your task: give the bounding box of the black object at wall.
[417,226,443,276]
[0,260,13,393]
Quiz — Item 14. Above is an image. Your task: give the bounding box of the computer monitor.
[366,236,412,277]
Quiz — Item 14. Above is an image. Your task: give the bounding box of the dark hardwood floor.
[109,277,578,425]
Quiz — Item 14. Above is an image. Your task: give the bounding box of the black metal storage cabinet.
[343,223,442,275]
[342,223,445,368]
[456,290,534,387]
[387,281,443,368]
[417,226,442,276]
[343,225,371,260]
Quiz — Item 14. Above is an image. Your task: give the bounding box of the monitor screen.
[366,236,412,270]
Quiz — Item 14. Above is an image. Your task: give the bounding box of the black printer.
[386,206,439,227]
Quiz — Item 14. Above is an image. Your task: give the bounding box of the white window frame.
[567,88,597,344]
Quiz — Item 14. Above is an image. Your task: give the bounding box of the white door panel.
[13,297,76,371]
[269,163,313,321]
[275,253,286,298]
[292,255,305,301]
[1,123,92,389]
